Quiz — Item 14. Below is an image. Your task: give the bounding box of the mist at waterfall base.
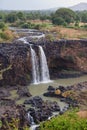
[19,36,51,84]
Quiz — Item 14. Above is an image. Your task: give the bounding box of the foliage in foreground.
[39,110,87,130]
[0,118,29,130]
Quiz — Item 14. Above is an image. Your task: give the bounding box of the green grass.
[0,120,2,128]
[39,109,87,130]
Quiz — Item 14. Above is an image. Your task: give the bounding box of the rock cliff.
[0,39,87,86]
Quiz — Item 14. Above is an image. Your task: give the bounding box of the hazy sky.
[0,0,87,10]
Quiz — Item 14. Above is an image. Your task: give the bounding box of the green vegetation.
[52,8,76,26]
[0,118,29,130]
[0,9,87,27]
[39,110,87,130]
[0,8,87,41]
[0,120,2,128]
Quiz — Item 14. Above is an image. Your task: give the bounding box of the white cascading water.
[30,45,40,84]
[18,36,50,84]
[39,46,50,82]
[30,45,50,84]
[28,112,40,130]
[28,112,35,125]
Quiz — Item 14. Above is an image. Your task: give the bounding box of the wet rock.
[58,86,67,92]
[0,89,10,98]
[47,85,55,91]
[17,86,32,98]
[25,96,60,123]
[44,85,79,108]
[59,111,64,115]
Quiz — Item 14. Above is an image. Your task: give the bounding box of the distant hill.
[70,2,87,11]
[48,2,87,12]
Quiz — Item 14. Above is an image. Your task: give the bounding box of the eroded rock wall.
[0,40,87,86]
[43,40,87,78]
[0,43,32,86]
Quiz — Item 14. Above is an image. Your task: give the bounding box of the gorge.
[0,31,87,129]
[0,38,87,86]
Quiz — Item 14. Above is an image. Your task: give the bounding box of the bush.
[0,30,14,40]
[52,17,67,26]
[34,24,41,30]
[0,22,6,29]
[40,110,87,130]
[45,34,54,41]
[20,22,35,29]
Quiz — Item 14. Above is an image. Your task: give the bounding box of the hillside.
[70,2,87,11]
[48,2,87,12]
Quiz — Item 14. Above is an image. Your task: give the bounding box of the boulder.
[17,86,32,98]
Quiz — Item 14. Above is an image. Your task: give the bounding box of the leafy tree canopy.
[52,8,76,25]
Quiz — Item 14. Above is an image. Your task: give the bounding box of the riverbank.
[0,36,87,129]
[0,79,87,129]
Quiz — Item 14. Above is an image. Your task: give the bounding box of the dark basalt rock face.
[44,85,78,108]
[24,96,60,123]
[0,105,29,130]
[0,89,10,98]
[0,43,32,86]
[0,39,87,86]
[43,40,87,79]
[69,81,87,108]
[17,86,32,98]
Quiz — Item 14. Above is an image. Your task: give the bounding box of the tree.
[5,12,17,23]
[0,22,6,29]
[52,16,66,26]
[52,8,76,25]
[17,12,26,20]
[0,12,4,21]
[81,12,87,23]
[76,11,87,23]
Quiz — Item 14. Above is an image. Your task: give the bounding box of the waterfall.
[28,112,35,125]
[39,46,50,82]
[18,35,50,84]
[30,45,50,84]
[30,45,40,84]
[28,112,40,130]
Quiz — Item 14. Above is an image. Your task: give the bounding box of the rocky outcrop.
[0,105,29,130]
[24,96,60,123]
[44,81,87,109]
[43,40,87,79]
[0,39,87,86]
[69,81,87,108]
[17,86,32,98]
[0,43,32,86]
[44,85,78,108]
